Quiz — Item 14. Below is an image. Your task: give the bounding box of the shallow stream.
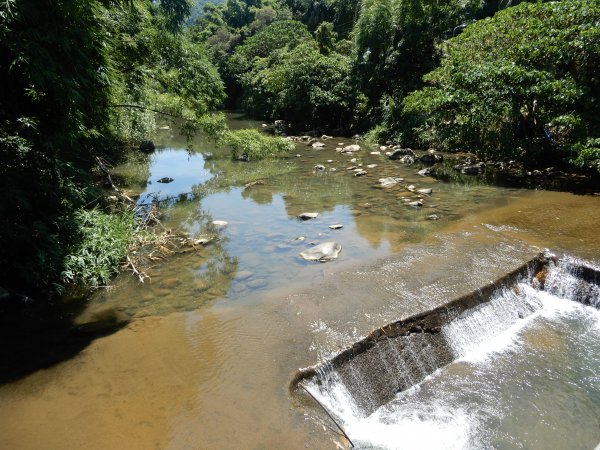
[1,113,599,449]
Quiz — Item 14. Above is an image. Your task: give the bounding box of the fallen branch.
[95,156,135,205]
[126,255,148,283]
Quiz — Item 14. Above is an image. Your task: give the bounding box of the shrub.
[224,129,294,160]
[61,209,138,288]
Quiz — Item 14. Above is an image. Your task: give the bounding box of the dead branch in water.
[126,255,148,283]
[95,156,135,205]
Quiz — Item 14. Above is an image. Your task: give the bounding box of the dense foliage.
[0,0,226,296]
[403,0,600,169]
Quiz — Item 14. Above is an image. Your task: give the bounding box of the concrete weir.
[291,253,600,417]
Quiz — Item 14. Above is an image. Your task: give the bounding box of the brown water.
[1,114,599,449]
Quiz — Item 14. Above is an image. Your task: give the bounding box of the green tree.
[402,0,600,169]
[243,41,353,129]
[0,0,226,295]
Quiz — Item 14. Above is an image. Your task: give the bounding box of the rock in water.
[342,144,361,153]
[157,177,174,183]
[388,148,415,160]
[328,224,343,230]
[298,212,319,220]
[299,242,342,262]
[417,188,433,195]
[212,220,228,228]
[419,153,443,164]
[378,177,398,188]
[139,140,155,152]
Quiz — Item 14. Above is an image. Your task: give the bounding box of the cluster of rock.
[295,212,344,262]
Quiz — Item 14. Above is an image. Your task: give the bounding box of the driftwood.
[95,156,135,205]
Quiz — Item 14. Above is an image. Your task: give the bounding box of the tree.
[0,0,226,295]
[402,0,600,170]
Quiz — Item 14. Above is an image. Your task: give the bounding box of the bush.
[224,129,294,160]
[61,209,138,289]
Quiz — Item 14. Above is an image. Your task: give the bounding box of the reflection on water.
[87,114,525,319]
[1,114,599,450]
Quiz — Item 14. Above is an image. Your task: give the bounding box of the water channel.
[0,113,599,449]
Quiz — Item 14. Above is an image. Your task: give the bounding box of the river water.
[0,113,599,449]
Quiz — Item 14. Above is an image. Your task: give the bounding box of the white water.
[305,259,600,449]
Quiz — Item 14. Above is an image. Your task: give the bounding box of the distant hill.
[189,0,225,22]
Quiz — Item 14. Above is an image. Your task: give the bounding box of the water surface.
[0,114,599,449]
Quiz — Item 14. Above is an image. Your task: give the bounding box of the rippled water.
[1,114,599,450]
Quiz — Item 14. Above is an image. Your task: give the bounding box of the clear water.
[88,113,525,318]
[1,114,599,450]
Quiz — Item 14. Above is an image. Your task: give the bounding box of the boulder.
[417,188,433,195]
[388,148,416,160]
[342,144,361,153]
[399,155,415,165]
[378,177,398,188]
[419,153,443,164]
[314,164,326,171]
[328,224,343,230]
[418,168,433,177]
[455,162,485,175]
[299,242,342,262]
[312,142,325,148]
[354,169,367,177]
[157,177,174,183]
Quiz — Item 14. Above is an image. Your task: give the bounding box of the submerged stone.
[379,177,398,188]
[299,242,342,262]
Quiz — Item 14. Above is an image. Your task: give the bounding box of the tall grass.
[61,208,138,288]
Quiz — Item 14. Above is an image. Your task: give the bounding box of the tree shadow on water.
[0,294,129,385]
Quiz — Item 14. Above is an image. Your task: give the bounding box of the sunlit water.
[306,265,600,450]
[90,113,526,318]
[1,113,599,450]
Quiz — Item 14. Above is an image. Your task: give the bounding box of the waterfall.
[295,255,600,449]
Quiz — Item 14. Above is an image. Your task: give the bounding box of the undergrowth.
[224,129,294,160]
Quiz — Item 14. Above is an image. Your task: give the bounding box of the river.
[0,113,599,449]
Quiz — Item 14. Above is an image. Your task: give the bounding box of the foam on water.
[304,258,600,449]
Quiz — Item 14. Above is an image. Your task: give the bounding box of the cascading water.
[298,256,600,449]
